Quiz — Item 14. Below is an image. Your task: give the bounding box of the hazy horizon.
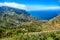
[0,0,60,11]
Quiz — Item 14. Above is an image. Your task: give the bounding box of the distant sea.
[28,10,60,20]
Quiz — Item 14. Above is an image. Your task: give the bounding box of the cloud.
[0,2,59,11]
[0,2,27,10]
[27,5,60,11]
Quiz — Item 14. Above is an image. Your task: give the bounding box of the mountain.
[0,6,29,15]
[0,6,38,27]
[0,6,60,40]
[0,6,60,30]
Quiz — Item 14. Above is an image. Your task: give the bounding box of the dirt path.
[27,30,60,35]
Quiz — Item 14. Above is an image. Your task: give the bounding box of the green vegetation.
[0,31,60,40]
[0,12,60,40]
[0,7,60,40]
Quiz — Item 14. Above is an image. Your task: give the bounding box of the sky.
[0,0,60,11]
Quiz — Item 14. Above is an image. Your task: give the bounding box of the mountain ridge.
[0,6,38,27]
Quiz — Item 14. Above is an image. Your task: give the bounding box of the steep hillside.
[0,14,60,40]
[0,6,60,40]
[0,6,39,27]
[41,14,60,31]
[49,14,60,24]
